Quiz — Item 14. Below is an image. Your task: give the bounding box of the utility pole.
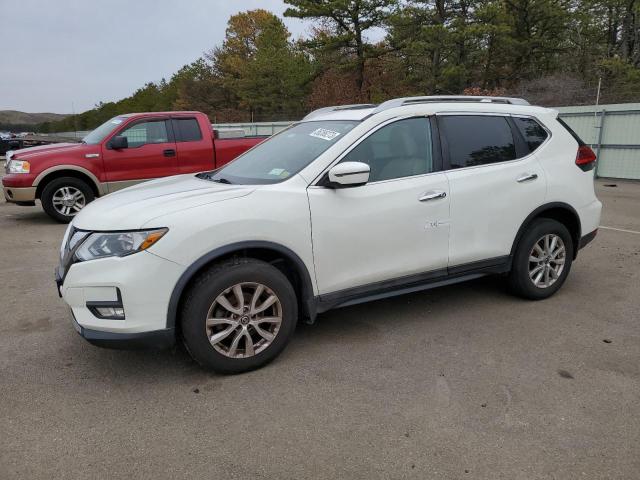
[594,77,604,178]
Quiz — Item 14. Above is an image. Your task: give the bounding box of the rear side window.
[440,115,516,168]
[173,118,202,142]
[514,117,548,152]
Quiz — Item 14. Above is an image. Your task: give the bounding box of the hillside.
[0,110,69,126]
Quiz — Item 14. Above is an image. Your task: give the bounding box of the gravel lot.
[1,179,639,480]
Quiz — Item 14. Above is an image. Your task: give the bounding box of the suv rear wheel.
[41,177,95,223]
[508,218,574,299]
[180,258,298,374]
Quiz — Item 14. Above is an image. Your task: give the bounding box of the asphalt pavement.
[1,179,639,479]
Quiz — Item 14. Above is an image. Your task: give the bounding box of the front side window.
[207,120,358,185]
[341,117,433,182]
[514,117,548,152]
[119,120,169,148]
[440,115,516,168]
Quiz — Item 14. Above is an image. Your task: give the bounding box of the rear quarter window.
[513,117,549,152]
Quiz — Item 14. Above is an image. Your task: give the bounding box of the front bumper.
[68,308,175,349]
[56,249,185,349]
[3,185,36,203]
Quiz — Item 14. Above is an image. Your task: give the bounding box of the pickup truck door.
[172,117,215,174]
[102,117,178,192]
[307,117,450,296]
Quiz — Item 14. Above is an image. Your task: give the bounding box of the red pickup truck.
[2,111,267,222]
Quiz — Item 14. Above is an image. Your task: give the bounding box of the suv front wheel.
[508,218,574,299]
[180,258,298,374]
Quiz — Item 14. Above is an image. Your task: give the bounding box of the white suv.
[56,96,602,373]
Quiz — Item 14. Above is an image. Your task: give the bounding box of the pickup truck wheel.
[41,177,95,223]
[181,258,298,374]
[508,218,574,300]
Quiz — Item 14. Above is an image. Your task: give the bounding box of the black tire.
[508,218,574,300]
[41,176,95,223]
[180,258,298,374]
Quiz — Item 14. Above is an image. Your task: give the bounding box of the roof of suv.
[303,96,556,122]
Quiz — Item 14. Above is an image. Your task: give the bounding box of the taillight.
[576,145,596,171]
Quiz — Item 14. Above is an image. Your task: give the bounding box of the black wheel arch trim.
[166,241,317,330]
[510,202,582,259]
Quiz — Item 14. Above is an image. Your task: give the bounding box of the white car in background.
[56,96,601,373]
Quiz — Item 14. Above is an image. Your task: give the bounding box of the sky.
[0,0,316,113]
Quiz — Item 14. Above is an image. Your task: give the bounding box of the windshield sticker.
[111,119,123,125]
[309,128,341,141]
[268,168,285,176]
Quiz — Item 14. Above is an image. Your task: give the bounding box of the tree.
[208,9,313,119]
[36,1,640,133]
[284,0,397,96]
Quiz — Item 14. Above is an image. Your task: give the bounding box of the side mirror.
[325,161,370,188]
[109,136,128,150]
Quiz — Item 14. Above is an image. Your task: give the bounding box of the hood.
[11,142,91,162]
[72,174,256,230]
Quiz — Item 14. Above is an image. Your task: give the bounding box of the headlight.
[75,228,168,261]
[7,159,30,174]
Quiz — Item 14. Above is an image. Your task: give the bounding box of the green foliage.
[39,1,640,132]
[284,0,396,94]
[208,10,313,117]
[40,60,208,132]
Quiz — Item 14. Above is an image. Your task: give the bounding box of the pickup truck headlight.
[75,228,168,261]
[7,159,30,174]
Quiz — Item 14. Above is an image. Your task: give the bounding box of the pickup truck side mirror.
[109,136,128,150]
[323,161,370,188]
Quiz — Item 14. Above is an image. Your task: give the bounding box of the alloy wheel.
[528,234,566,288]
[52,186,86,217]
[205,282,283,358]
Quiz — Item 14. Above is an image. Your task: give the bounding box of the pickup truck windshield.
[82,117,127,145]
[206,120,359,185]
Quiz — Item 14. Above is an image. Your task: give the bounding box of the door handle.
[516,173,538,183]
[419,190,447,202]
[163,149,176,157]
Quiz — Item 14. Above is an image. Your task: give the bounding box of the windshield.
[82,116,127,145]
[205,120,359,185]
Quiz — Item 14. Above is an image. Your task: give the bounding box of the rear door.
[102,117,178,191]
[439,113,548,268]
[172,117,214,174]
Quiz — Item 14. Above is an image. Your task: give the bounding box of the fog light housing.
[86,289,125,320]
[93,306,125,319]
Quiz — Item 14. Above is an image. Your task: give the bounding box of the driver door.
[102,117,178,192]
[307,117,450,296]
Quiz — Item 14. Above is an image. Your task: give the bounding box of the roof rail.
[372,95,530,114]
[303,103,377,121]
